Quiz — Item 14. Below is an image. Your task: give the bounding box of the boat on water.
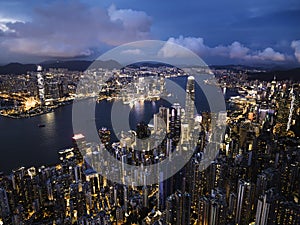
[38,124,46,128]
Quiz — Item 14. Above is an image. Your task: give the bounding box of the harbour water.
[0,76,238,174]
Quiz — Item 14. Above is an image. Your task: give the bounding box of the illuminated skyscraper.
[72,134,86,163]
[154,106,170,134]
[185,76,195,130]
[170,103,182,143]
[254,168,279,209]
[235,179,253,225]
[36,65,45,105]
[166,190,191,225]
[287,87,295,131]
[197,189,227,225]
[255,188,278,225]
[198,196,210,225]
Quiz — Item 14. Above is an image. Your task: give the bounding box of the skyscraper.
[36,65,45,105]
[287,87,295,131]
[166,190,191,225]
[235,179,253,225]
[154,106,170,134]
[185,76,195,130]
[197,189,227,225]
[255,188,278,225]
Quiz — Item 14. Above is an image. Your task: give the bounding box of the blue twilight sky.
[0,0,299,65]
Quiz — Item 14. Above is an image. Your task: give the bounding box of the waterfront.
[0,99,179,174]
[0,76,237,174]
[0,104,74,174]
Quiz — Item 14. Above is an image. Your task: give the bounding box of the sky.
[0,0,299,66]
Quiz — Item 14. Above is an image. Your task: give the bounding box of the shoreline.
[0,100,73,119]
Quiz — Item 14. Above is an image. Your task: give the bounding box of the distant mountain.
[210,64,263,70]
[0,63,37,75]
[247,67,300,81]
[0,60,123,75]
[88,60,123,70]
[41,60,93,71]
[125,61,178,68]
[210,64,300,72]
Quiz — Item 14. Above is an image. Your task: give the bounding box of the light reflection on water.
[0,76,234,174]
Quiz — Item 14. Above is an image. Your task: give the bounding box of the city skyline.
[0,0,299,65]
[0,63,299,224]
[0,1,300,224]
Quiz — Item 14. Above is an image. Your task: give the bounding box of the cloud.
[0,23,8,32]
[108,4,152,33]
[158,36,209,58]
[228,42,250,59]
[167,36,209,55]
[0,2,152,58]
[252,47,285,61]
[227,43,286,61]
[291,40,300,63]
[160,36,288,63]
[0,17,22,36]
[121,49,142,55]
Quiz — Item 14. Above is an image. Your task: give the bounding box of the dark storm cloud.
[0,1,152,58]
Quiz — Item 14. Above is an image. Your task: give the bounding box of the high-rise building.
[166,190,191,225]
[185,76,195,130]
[197,189,227,225]
[276,201,300,225]
[170,103,182,143]
[154,106,170,134]
[254,168,279,208]
[255,188,279,225]
[0,188,10,219]
[72,134,86,163]
[198,196,210,225]
[235,179,253,225]
[36,65,45,105]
